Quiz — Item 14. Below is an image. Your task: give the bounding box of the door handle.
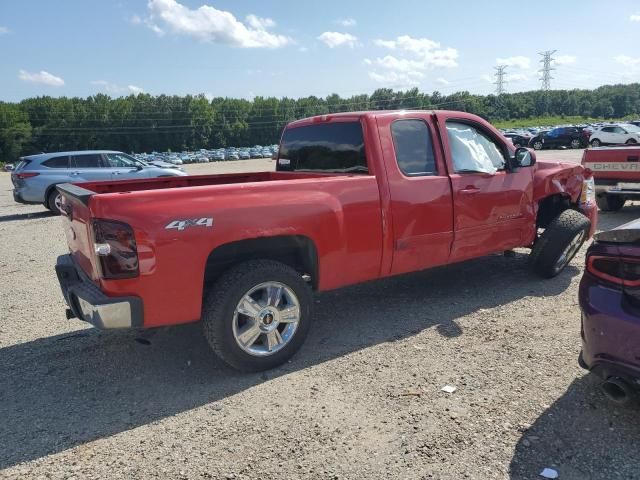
[113,171,122,175]
[70,171,80,176]
[460,186,480,194]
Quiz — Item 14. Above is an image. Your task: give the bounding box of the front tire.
[591,139,601,147]
[625,139,637,145]
[202,260,313,372]
[596,194,625,212]
[529,210,591,278]
[532,140,543,151]
[570,138,582,149]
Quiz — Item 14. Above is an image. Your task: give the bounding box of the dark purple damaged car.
[579,219,640,403]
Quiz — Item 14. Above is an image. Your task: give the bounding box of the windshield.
[622,124,640,133]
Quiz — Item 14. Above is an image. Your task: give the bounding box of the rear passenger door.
[377,114,454,275]
[70,153,113,182]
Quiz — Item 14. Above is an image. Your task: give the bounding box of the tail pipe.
[601,377,634,405]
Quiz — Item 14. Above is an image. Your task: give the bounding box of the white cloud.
[0,26,9,34]
[481,74,493,83]
[245,14,275,30]
[630,13,640,21]
[128,85,145,94]
[374,35,458,67]
[130,14,142,25]
[553,55,577,66]
[145,0,291,48]
[506,73,528,82]
[363,58,372,65]
[18,70,64,87]
[298,46,309,53]
[369,70,424,87]
[436,77,449,86]
[91,80,145,95]
[496,56,530,69]
[367,35,458,86]
[336,18,356,27]
[317,31,358,48]
[615,55,640,67]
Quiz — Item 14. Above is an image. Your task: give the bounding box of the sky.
[1,0,640,102]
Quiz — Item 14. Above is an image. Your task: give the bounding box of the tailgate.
[57,184,100,282]
[583,147,640,181]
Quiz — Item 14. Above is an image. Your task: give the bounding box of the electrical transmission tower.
[539,50,557,91]
[494,65,507,95]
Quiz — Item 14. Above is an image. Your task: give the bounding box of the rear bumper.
[595,179,640,198]
[55,254,144,329]
[579,274,640,381]
[12,189,40,205]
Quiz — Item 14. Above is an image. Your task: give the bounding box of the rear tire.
[570,138,582,149]
[202,260,313,372]
[596,194,625,212]
[532,140,543,150]
[625,139,637,145]
[591,139,601,147]
[529,209,591,278]
[46,188,62,215]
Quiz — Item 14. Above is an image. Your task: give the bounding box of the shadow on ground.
[509,375,640,480]
[0,210,53,223]
[0,252,580,468]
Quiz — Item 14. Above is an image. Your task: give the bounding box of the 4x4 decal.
[165,218,213,231]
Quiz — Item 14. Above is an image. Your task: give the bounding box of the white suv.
[590,124,640,147]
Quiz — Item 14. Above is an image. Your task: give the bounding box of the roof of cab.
[285,110,438,129]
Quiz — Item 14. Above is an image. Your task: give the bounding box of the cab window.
[42,156,70,168]
[391,119,436,176]
[106,153,138,168]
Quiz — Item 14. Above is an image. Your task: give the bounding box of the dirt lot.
[1,150,639,480]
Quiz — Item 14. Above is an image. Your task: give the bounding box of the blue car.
[11,150,187,214]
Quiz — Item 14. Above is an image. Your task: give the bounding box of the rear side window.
[391,120,436,176]
[278,122,367,173]
[42,156,70,168]
[72,154,103,168]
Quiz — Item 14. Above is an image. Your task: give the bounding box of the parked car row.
[11,150,187,213]
[501,121,640,151]
[133,145,279,165]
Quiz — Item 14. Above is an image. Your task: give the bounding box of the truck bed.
[75,171,338,195]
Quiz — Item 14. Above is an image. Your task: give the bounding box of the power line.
[494,65,508,95]
[539,50,557,91]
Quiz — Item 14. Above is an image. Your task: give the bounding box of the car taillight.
[580,175,595,204]
[92,219,139,279]
[587,255,640,287]
[15,172,39,179]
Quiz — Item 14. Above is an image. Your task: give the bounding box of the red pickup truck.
[55,110,597,371]
[582,146,640,211]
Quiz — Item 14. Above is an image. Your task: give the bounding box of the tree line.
[1,83,640,162]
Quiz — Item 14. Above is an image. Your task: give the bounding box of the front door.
[434,113,535,262]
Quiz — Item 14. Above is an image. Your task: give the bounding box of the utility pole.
[539,50,557,91]
[494,65,507,95]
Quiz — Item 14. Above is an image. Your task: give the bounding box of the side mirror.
[512,147,536,169]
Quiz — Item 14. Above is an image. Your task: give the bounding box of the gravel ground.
[1,150,640,480]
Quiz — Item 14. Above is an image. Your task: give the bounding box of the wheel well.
[203,235,318,290]
[44,184,59,204]
[536,194,571,229]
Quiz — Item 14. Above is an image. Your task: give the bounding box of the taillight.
[587,255,640,287]
[92,219,139,279]
[15,172,39,179]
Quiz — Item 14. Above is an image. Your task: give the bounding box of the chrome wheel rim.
[232,282,300,356]
[555,230,585,272]
[571,139,581,148]
[534,142,543,150]
[53,193,63,212]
